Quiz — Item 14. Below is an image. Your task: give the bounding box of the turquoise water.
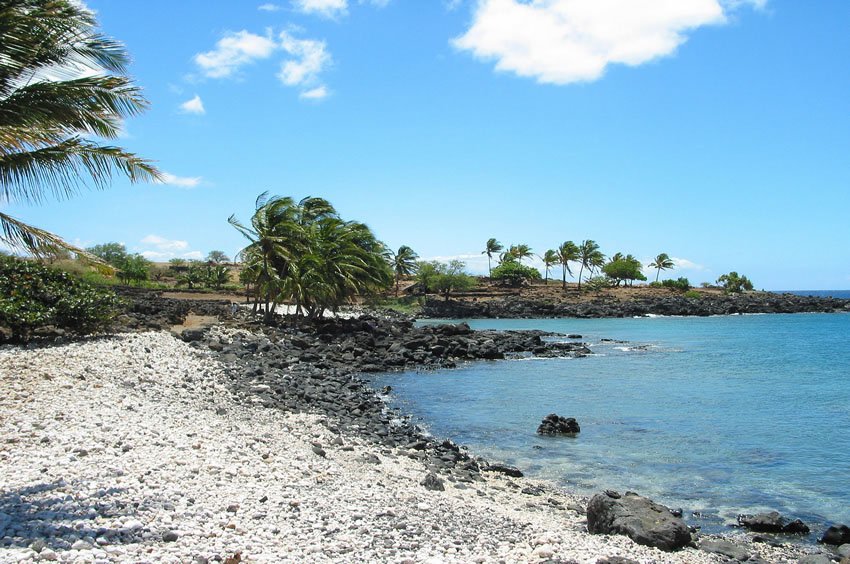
[371,313,850,535]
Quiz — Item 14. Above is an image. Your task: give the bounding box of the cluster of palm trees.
[0,0,160,265]
[230,194,392,321]
[483,238,676,290]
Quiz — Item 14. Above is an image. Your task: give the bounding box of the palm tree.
[541,249,559,283]
[509,243,534,264]
[230,194,391,321]
[557,241,579,290]
[482,238,503,277]
[390,245,418,295]
[229,193,303,321]
[0,0,160,262]
[577,239,605,291]
[649,252,675,282]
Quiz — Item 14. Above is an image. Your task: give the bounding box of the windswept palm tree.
[541,249,559,283]
[482,238,503,277]
[390,245,418,295]
[577,239,605,291]
[649,252,675,282]
[230,194,391,321]
[229,193,303,321]
[509,243,533,264]
[0,0,160,263]
[557,241,579,290]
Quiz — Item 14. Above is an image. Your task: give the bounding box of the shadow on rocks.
[0,481,146,553]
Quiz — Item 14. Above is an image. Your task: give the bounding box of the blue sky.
[5,0,849,289]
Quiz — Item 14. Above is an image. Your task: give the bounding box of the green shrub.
[490,261,541,286]
[584,276,613,292]
[683,290,701,299]
[0,256,121,342]
[660,277,691,291]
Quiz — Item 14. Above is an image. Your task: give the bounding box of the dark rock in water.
[783,518,810,534]
[699,539,749,561]
[567,334,582,339]
[421,473,445,491]
[737,511,788,533]
[671,508,683,518]
[483,463,523,478]
[537,413,580,435]
[586,490,692,552]
[821,524,850,545]
[737,511,809,534]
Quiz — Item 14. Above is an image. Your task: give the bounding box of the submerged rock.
[537,413,580,435]
[586,490,692,552]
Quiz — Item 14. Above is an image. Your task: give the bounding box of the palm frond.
[0,211,113,273]
[0,137,161,205]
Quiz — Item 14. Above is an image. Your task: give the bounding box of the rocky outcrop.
[586,490,693,552]
[421,293,850,319]
[537,414,580,435]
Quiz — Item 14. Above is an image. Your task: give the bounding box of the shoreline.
[0,330,826,563]
[2,293,847,562]
[419,292,850,319]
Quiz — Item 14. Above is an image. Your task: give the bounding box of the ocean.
[370,310,850,537]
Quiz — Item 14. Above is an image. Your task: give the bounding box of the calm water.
[371,312,850,535]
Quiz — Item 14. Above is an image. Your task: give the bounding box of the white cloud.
[278,32,331,87]
[258,3,281,11]
[453,0,766,85]
[671,257,706,271]
[141,235,189,252]
[300,85,329,99]
[179,95,206,115]
[158,172,203,188]
[194,30,277,79]
[293,0,348,18]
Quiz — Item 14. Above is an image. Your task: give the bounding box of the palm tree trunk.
[655,268,661,282]
[578,264,585,291]
[488,255,492,277]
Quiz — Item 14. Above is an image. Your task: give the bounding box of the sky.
[4,0,850,289]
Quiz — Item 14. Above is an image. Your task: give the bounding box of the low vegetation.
[490,260,541,286]
[415,260,475,301]
[0,255,120,342]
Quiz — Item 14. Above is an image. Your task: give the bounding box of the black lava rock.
[821,524,850,545]
[537,413,580,435]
